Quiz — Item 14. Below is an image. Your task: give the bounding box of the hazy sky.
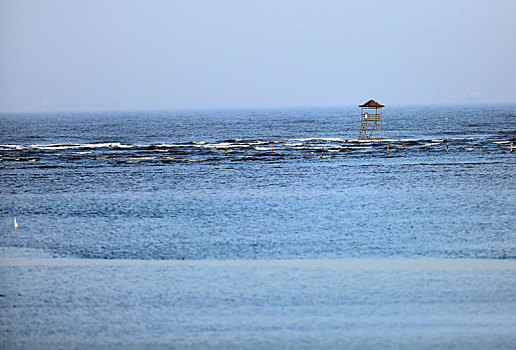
[1,0,515,112]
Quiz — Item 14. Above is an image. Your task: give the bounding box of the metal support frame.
[356,106,383,140]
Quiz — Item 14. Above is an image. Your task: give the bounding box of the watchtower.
[356,99,385,140]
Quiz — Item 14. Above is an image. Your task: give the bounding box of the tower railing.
[356,104,384,141]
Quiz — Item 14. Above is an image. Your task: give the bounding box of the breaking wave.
[0,137,513,167]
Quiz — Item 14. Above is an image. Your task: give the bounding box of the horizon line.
[1,101,515,115]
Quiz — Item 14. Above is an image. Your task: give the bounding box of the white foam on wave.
[0,145,25,150]
[40,146,75,150]
[317,137,345,142]
[492,141,510,144]
[193,140,269,150]
[287,137,345,142]
[140,144,184,148]
[290,144,341,150]
[1,137,488,154]
[202,143,245,149]
[30,143,133,150]
[346,139,376,144]
[128,156,156,160]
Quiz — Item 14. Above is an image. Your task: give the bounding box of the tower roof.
[359,100,385,108]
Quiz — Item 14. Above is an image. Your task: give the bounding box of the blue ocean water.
[1,105,515,259]
[0,259,515,350]
[1,104,516,349]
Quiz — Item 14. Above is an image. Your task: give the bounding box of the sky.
[1,0,515,112]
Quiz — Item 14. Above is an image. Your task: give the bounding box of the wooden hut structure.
[356,99,385,140]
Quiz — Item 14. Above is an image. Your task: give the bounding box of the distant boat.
[14,217,18,229]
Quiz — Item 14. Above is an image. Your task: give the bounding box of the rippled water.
[1,105,515,259]
[1,105,515,348]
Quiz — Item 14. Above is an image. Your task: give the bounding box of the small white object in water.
[14,217,19,229]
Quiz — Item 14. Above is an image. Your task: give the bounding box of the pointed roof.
[359,99,384,108]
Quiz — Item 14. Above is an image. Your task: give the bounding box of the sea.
[1,104,515,349]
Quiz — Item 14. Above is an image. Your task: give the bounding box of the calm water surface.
[1,105,515,348]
